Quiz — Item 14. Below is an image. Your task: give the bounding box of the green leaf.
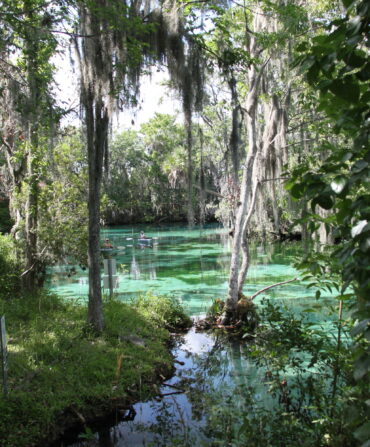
[356,62,370,82]
[345,51,367,69]
[342,0,356,8]
[354,421,370,442]
[342,152,353,162]
[312,194,334,210]
[352,160,368,173]
[290,183,304,199]
[296,42,308,52]
[328,78,360,103]
[307,62,320,84]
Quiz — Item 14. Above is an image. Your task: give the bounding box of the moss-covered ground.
[0,292,191,447]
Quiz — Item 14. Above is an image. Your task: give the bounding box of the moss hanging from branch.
[75,0,208,330]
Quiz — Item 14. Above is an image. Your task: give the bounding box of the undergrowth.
[132,292,192,331]
[0,234,21,300]
[0,292,189,447]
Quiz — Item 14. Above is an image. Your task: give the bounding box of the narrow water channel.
[63,326,273,447]
[47,224,335,446]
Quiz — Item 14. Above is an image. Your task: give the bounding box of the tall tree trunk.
[261,95,280,234]
[223,51,265,322]
[228,71,242,185]
[77,3,113,332]
[237,177,259,296]
[21,5,43,291]
[22,139,39,291]
[184,106,195,226]
[199,127,206,225]
[86,93,107,332]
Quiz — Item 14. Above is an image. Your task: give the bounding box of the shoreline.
[0,293,191,447]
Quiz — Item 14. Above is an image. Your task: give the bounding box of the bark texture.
[76,3,114,332]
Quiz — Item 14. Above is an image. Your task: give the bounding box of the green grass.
[0,292,187,447]
[132,292,193,331]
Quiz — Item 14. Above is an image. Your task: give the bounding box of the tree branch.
[193,184,224,198]
[250,277,298,301]
[20,246,47,277]
[260,176,287,183]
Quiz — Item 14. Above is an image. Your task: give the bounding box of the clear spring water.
[48,223,330,317]
[47,224,338,446]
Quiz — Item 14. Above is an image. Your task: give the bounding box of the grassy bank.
[0,292,191,447]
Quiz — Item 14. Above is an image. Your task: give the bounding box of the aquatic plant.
[201,300,356,447]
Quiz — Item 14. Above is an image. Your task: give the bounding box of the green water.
[57,224,339,447]
[48,223,325,317]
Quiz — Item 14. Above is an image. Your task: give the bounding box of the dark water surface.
[47,224,335,446]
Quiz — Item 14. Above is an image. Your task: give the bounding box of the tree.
[75,0,129,332]
[185,0,342,322]
[290,0,370,441]
[74,0,207,331]
[104,115,188,224]
[0,0,62,291]
[197,1,296,321]
[38,128,88,267]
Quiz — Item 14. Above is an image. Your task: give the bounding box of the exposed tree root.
[198,277,299,332]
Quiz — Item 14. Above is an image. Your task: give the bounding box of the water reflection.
[47,224,324,317]
[129,256,140,280]
[66,329,246,446]
[49,225,338,447]
[67,326,280,447]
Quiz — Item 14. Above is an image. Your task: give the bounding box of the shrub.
[133,293,192,331]
[0,234,21,299]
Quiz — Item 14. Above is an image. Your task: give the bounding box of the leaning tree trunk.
[237,93,280,293]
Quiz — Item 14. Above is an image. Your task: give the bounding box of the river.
[47,224,336,446]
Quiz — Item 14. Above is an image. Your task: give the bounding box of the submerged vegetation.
[194,300,357,447]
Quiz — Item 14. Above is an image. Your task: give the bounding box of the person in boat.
[102,238,113,249]
[140,231,146,239]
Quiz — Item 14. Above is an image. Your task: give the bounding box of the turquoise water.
[48,224,324,317]
[51,224,339,447]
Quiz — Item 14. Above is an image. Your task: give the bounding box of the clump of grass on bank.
[0,292,189,447]
[133,292,193,331]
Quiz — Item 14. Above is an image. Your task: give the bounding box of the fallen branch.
[71,407,86,426]
[159,391,184,398]
[250,277,298,301]
[162,382,185,391]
